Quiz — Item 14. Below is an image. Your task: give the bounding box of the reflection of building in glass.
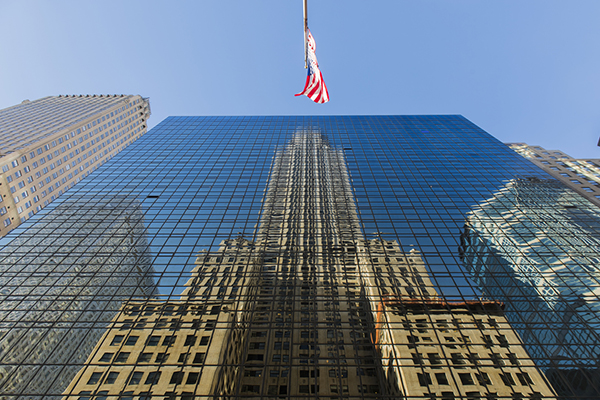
[507,143,600,208]
[62,236,260,399]
[460,177,600,398]
[0,95,151,236]
[374,297,554,399]
[63,133,554,399]
[364,241,554,399]
[0,196,155,399]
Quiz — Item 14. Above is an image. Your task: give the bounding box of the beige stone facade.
[0,94,150,236]
[373,298,556,399]
[507,143,600,208]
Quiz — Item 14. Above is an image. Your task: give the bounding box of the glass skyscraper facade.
[0,115,598,399]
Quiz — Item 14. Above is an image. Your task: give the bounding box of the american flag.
[295,29,329,103]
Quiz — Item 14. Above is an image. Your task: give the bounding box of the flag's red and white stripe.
[295,29,329,103]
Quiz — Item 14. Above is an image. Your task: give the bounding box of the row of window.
[0,97,143,152]
[85,369,201,387]
[417,370,533,387]
[96,350,206,365]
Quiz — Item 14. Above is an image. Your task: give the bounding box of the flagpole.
[303,0,308,68]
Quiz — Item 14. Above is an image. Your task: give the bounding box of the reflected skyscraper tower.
[63,132,554,399]
[460,177,600,398]
[2,114,594,399]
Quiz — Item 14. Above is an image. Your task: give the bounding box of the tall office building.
[62,131,553,399]
[507,143,600,208]
[0,95,151,236]
[0,115,597,399]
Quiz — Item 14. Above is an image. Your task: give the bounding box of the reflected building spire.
[63,132,555,400]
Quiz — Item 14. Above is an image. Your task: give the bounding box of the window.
[114,352,130,363]
[137,353,152,363]
[417,373,432,386]
[459,373,475,385]
[99,353,113,362]
[507,353,520,365]
[516,372,533,385]
[156,353,169,363]
[145,371,162,385]
[110,335,124,346]
[186,372,200,384]
[178,353,189,363]
[451,353,466,365]
[86,372,103,385]
[104,372,119,384]
[125,336,139,346]
[241,385,260,393]
[146,335,160,346]
[244,370,262,377]
[184,335,196,346]
[169,371,184,385]
[500,373,515,386]
[428,353,442,365]
[436,373,449,385]
[128,371,143,385]
[490,352,504,366]
[163,336,176,346]
[496,335,508,347]
[193,353,205,364]
[476,372,491,385]
[199,336,210,345]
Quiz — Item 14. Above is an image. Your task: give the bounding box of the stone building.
[0,95,150,236]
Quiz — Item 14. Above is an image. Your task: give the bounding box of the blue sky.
[1,0,600,157]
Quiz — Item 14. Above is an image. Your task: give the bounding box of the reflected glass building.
[0,115,597,399]
[0,195,156,397]
[460,177,600,398]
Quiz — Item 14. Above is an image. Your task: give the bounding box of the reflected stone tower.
[63,133,555,399]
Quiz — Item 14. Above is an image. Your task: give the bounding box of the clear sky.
[1,0,600,157]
